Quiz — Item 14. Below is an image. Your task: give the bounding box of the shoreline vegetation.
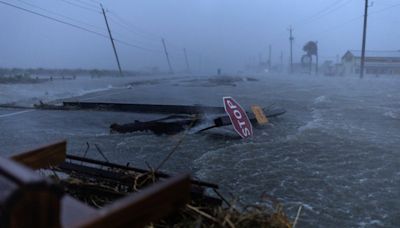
[0,73,43,84]
[0,67,162,84]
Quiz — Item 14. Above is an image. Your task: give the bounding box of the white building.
[342,50,400,75]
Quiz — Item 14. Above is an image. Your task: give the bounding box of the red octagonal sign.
[223,96,253,139]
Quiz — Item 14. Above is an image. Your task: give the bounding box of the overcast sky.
[0,0,399,73]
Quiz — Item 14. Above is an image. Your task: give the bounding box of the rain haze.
[0,0,399,72]
[0,0,400,227]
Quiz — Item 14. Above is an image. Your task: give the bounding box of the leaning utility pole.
[183,48,191,73]
[316,41,319,75]
[289,26,294,73]
[161,38,174,74]
[268,44,272,68]
[360,0,369,79]
[101,4,123,77]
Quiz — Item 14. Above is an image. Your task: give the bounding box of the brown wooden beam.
[11,140,67,170]
[73,174,191,228]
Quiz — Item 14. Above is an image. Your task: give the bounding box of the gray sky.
[0,0,399,73]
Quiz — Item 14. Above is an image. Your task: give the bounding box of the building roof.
[346,50,400,58]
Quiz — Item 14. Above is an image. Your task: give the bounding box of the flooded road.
[0,73,399,227]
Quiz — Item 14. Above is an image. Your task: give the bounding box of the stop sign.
[223,96,253,138]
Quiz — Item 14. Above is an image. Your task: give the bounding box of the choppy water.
[1,73,399,227]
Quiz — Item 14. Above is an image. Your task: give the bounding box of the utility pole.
[316,41,319,75]
[161,38,174,74]
[289,26,294,73]
[198,54,202,74]
[268,44,272,68]
[101,4,123,77]
[280,51,283,73]
[360,0,369,78]
[183,48,190,73]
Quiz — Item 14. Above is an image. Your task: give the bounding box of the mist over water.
[1,0,400,227]
[0,73,399,227]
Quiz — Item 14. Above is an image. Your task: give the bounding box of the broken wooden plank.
[58,161,222,207]
[0,156,44,185]
[62,101,225,114]
[73,174,191,228]
[11,141,67,170]
[0,157,63,228]
[65,155,219,189]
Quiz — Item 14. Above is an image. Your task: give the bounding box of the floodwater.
[0,73,399,227]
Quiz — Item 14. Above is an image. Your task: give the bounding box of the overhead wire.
[263,1,361,64]
[103,7,212,68]
[304,1,400,40]
[59,0,101,14]
[15,0,105,32]
[297,0,352,29]
[69,0,99,9]
[315,0,352,19]
[86,0,102,5]
[107,10,162,42]
[98,3,211,71]
[0,0,163,53]
[258,2,349,60]
[2,1,107,37]
[369,2,400,15]
[289,1,400,62]
[296,0,345,27]
[61,0,161,50]
[107,16,162,46]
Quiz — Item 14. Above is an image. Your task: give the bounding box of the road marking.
[0,110,35,118]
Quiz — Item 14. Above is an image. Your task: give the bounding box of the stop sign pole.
[223,97,253,139]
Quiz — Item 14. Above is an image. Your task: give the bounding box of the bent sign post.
[223,97,253,139]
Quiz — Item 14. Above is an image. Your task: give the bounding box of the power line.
[296,0,352,29]
[107,16,161,46]
[114,38,162,53]
[0,1,163,53]
[317,0,352,18]
[1,1,107,37]
[263,1,352,58]
[308,15,363,39]
[309,0,352,23]
[104,8,210,62]
[86,0,102,5]
[300,1,400,41]
[95,5,216,69]
[369,2,400,15]
[59,0,101,14]
[297,0,344,26]
[107,11,162,41]
[70,0,99,9]
[16,0,104,32]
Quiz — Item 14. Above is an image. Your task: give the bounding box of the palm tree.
[302,41,318,74]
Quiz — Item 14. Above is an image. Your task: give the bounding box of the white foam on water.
[298,109,323,132]
[358,219,384,227]
[0,76,137,106]
[383,110,399,119]
[313,95,327,104]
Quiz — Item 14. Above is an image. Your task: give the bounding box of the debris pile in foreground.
[53,168,292,228]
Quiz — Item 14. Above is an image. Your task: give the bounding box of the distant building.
[342,50,400,76]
